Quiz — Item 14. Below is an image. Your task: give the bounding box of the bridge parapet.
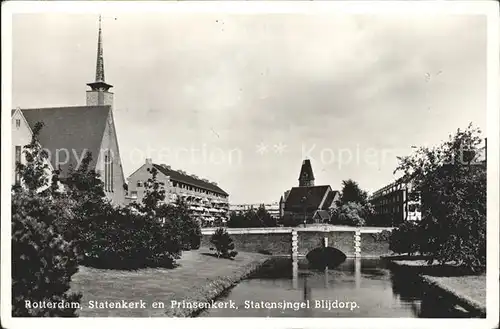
[200,226,393,258]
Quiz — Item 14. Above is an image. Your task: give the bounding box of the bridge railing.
[200,225,394,235]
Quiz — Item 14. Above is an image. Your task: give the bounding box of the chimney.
[145,158,152,165]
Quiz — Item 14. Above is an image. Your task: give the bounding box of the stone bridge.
[200,225,394,258]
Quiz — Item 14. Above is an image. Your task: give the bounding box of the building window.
[15,145,21,184]
[15,119,21,128]
[137,180,143,187]
[111,157,113,192]
[131,191,138,199]
[104,151,113,192]
[104,154,108,191]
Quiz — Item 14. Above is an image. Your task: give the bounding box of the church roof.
[284,185,331,212]
[322,190,339,210]
[153,163,229,197]
[298,159,315,181]
[20,105,111,177]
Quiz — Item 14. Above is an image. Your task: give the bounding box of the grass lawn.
[391,260,486,311]
[423,275,486,308]
[70,248,270,317]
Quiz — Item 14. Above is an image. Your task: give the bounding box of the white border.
[1,1,499,329]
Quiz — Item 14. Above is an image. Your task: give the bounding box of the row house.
[369,180,421,227]
[126,158,229,227]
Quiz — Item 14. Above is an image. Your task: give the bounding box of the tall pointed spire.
[87,15,112,92]
[95,15,105,83]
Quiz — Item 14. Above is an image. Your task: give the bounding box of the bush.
[372,229,392,242]
[82,206,181,269]
[12,192,82,317]
[389,221,421,255]
[210,228,238,259]
[281,214,304,227]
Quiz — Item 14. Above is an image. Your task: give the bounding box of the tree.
[389,221,421,255]
[61,152,112,256]
[210,228,238,259]
[339,179,368,206]
[14,122,53,194]
[256,204,277,227]
[336,202,366,227]
[131,167,166,216]
[227,206,277,228]
[394,123,486,271]
[11,122,82,316]
[227,211,246,228]
[158,199,201,250]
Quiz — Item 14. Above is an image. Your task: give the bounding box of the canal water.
[201,258,471,318]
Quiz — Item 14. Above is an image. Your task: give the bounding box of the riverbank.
[70,248,271,317]
[387,258,486,316]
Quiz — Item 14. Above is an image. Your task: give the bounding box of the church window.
[104,154,109,192]
[110,156,113,192]
[16,119,21,128]
[104,150,113,192]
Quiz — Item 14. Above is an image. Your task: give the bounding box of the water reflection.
[202,258,476,318]
[354,258,361,289]
[292,260,298,289]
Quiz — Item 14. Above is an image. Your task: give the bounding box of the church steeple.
[86,15,114,107]
[298,159,315,187]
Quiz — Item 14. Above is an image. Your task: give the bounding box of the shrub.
[12,192,82,317]
[372,229,392,242]
[82,206,181,269]
[389,221,421,255]
[281,214,303,227]
[210,228,238,259]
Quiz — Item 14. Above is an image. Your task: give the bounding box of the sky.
[12,13,487,204]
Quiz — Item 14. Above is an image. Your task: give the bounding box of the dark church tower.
[86,16,113,107]
[298,159,315,187]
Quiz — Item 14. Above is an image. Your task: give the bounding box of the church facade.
[12,17,126,205]
[279,159,339,224]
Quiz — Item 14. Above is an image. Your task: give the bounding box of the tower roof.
[88,15,113,91]
[298,159,315,181]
